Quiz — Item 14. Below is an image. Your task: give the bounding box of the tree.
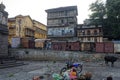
[89,0,120,40]
[89,0,106,20]
[89,0,108,38]
[106,0,120,40]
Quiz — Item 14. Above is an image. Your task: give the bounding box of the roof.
[77,24,102,29]
[45,6,77,13]
[33,20,46,26]
[15,15,33,23]
[8,18,15,21]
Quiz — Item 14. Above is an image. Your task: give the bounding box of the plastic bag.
[52,73,63,80]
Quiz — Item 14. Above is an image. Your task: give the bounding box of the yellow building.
[33,20,47,39]
[8,18,16,44]
[8,15,35,44]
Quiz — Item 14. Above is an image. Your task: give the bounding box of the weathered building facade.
[77,24,103,42]
[46,6,78,41]
[8,18,16,44]
[8,15,35,44]
[0,3,8,57]
[33,20,47,39]
[77,23,103,51]
[15,15,34,38]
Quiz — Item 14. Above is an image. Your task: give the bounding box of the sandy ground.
[0,60,120,80]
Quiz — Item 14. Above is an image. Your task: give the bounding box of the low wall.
[8,49,108,62]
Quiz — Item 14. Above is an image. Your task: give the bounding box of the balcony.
[25,28,34,37]
[25,32,34,37]
[9,26,15,29]
[48,33,74,38]
[9,31,16,35]
[25,26,35,31]
[78,33,103,37]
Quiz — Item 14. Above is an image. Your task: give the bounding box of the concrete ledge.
[9,48,115,61]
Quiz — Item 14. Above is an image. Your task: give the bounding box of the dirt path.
[0,60,120,80]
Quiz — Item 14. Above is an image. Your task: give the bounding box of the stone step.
[0,61,25,69]
[2,60,16,63]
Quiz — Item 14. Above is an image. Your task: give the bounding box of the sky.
[2,0,105,25]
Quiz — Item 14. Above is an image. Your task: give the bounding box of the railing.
[78,33,103,37]
[9,26,15,29]
[48,34,74,37]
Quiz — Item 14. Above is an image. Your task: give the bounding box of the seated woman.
[69,67,77,80]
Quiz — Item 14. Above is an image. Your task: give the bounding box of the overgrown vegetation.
[89,0,120,40]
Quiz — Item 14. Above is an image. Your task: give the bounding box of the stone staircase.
[0,57,25,69]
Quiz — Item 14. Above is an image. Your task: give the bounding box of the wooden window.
[94,37,97,42]
[94,30,97,35]
[87,30,90,35]
[87,37,90,41]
